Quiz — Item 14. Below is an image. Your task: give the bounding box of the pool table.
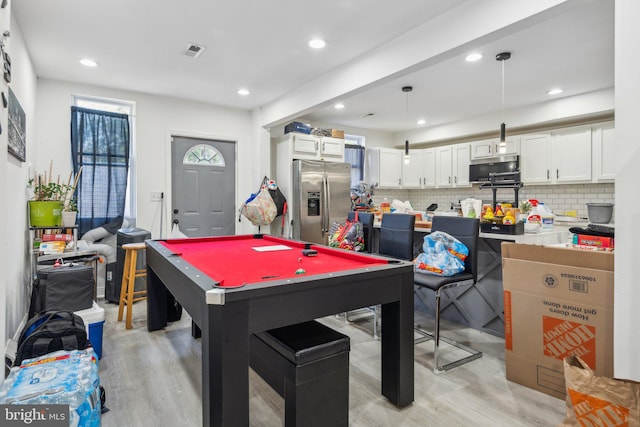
[146,234,415,427]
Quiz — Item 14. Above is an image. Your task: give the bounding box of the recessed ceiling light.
[334,103,344,109]
[309,39,326,49]
[465,53,483,62]
[417,119,426,125]
[547,88,563,95]
[79,58,98,67]
[237,88,250,96]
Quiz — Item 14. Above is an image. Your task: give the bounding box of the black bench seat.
[249,320,350,427]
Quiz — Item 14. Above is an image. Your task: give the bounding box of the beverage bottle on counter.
[380,198,391,214]
[538,202,554,231]
[525,200,542,233]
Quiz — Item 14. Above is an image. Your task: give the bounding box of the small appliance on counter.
[586,203,614,224]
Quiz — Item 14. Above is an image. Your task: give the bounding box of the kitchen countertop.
[373,217,573,245]
[479,226,570,245]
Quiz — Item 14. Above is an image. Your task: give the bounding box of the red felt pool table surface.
[159,234,388,288]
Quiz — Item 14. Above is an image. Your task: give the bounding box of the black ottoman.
[250,320,350,427]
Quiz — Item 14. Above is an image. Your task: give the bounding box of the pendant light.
[496,52,511,154]
[402,86,413,164]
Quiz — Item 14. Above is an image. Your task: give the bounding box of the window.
[71,96,135,235]
[183,144,226,166]
[344,134,365,188]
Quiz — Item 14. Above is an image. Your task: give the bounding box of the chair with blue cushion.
[414,215,482,374]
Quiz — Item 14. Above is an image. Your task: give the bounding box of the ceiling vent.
[184,43,206,58]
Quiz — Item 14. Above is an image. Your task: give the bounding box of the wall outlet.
[150,192,163,202]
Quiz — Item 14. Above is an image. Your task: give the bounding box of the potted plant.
[28,164,82,227]
[61,198,78,227]
[519,200,533,222]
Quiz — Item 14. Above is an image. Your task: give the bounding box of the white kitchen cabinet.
[592,123,615,182]
[552,128,591,182]
[435,143,470,188]
[365,148,403,188]
[521,127,592,184]
[520,133,553,183]
[276,133,345,162]
[422,148,437,188]
[402,149,425,188]
[453,143,471,186]
[470,137,520,159]
[318,136,345,161]
[435,146,453,187]
[401,148,437,188]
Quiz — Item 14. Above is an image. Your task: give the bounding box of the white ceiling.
[12,0,613,133]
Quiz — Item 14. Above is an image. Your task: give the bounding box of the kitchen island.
[370,216,573,337]
[414,227,571,337]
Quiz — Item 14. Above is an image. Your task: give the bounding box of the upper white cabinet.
[318,137,345,161]
[422,148,437,188]
[592,123,615,182]
[435,143,470,188]
[552,128,592,182]
[521,126,593,184]
[470,137,520,159]
[521,133,552,183]
[276,133,345,162]
[402,149,425,188]
[365,148,403,188]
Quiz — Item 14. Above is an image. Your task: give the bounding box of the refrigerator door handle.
[322,173,329,235]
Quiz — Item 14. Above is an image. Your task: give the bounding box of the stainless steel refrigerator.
[292,160,352,245]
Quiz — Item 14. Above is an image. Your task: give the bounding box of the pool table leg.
[381,272,415,407]
[147,267,167,331]
[201,301,250,427]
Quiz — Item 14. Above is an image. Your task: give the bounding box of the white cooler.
[75,302,105,359]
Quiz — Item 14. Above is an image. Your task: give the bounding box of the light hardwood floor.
[97,300,567,426]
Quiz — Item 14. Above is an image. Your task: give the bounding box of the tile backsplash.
[371,183,614,221]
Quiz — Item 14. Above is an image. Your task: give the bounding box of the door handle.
[173,209,179,214]
[556,169,559,179]
[173,219,179,224]
[547,170,550,180]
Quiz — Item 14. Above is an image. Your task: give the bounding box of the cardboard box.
[284,121,311,135]
[501,243,614,399]
[331,129,345,138]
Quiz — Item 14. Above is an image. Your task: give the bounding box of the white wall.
[2,13,38,376]
[34,79,259,239]
[614,0,640,381]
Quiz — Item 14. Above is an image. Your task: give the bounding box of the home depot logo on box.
[543,316,597,368]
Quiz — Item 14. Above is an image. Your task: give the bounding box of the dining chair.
[413,215,482,374]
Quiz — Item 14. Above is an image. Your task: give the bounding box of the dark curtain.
[344,144,365,187]
[71,106,130,236]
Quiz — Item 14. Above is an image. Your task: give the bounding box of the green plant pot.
[29,200,63,227]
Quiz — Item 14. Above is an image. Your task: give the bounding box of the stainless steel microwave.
[469,155,519,183]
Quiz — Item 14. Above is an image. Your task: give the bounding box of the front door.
[171,136,236,237]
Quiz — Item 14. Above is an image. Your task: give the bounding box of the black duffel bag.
[14,310,88,366]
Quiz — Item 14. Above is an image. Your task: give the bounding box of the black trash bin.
[105,227,151,303]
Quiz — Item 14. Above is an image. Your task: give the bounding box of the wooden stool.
[118,242,147,329]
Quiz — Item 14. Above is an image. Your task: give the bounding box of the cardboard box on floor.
[501,242,614,399]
